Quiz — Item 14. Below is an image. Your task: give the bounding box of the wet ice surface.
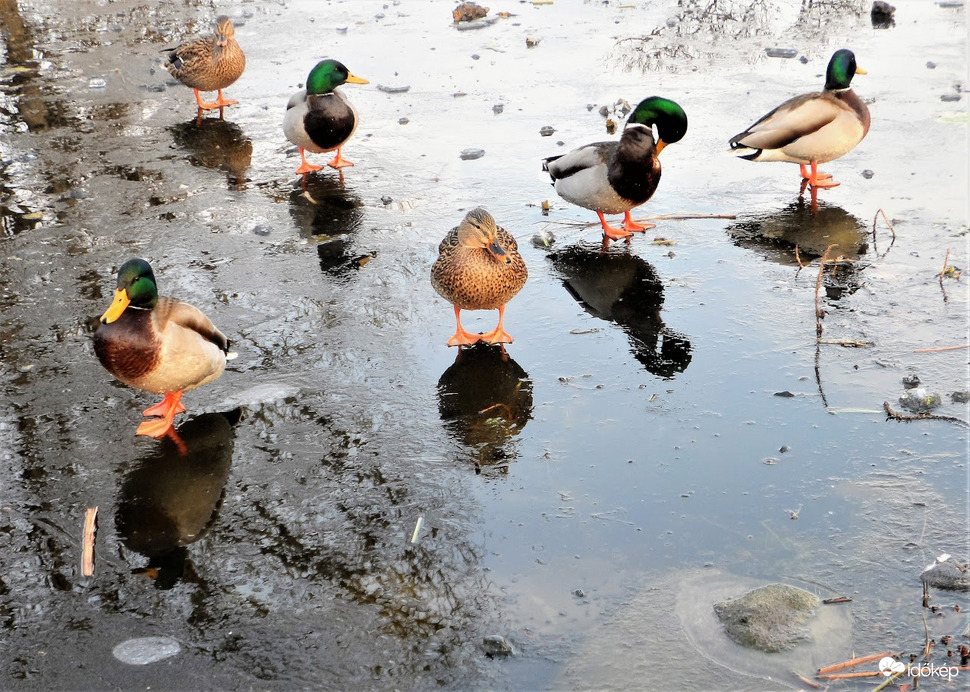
[1,0,968,689]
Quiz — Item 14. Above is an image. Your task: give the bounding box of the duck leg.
[193,88,238,111]
[447,305,484,347]
[143,392,186,418]
[800,162,839,189]
[326,147,355,169]
[597,212,633,240]
[480,305,514,345]
[295,148,323,176]
[136,391,185,438]
[622,211,657,233]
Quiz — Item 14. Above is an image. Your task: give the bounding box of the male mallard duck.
[94,258,231,438]
[431,208,528,347]
[729,49,870,190]
[542,96,688,240]
[283,59,369,176]
[163,15,245,113]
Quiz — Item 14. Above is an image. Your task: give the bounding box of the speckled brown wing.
[431,225,527,312]
[163,21,245,92]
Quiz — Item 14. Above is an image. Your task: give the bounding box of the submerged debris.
[482,634,514,657]
[453,3,489,23]
[898,387,943,413]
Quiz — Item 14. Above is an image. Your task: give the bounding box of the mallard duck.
[729,49,870,190]
[431,208,528,347]
[163,15,245,113]
[94,258,231,438]
[283,59,369,176]
[542,96,688,240]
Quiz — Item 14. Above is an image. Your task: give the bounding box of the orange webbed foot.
[327,149,355,169]
[622,211,657,233]
[480,328,513,345]
[447,329,484,347]
[136,416,176,438]
[598,212,633,240]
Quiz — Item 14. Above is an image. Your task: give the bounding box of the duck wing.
[730,92,841,152]
[543,142,614,181]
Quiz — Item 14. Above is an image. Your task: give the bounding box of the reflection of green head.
[305,59,368,95]
[116,258,159,309]
[627,96,688,147]
[825,49,863,90]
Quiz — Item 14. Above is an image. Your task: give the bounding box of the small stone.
[666,17,678,28]
[251,224,271,236]
[398,117,409,125]
[381,195,393,205]
[779,445,790,453]
[482,635,514,657]
[926,61,937,69]
[459,148,485,160]
[765,48,798,59]
[539,125,555,137]
[902,374,921,389]
[492,103,504,114]
[940,93,962,102]
[471,54,480,61]
[773,391,795,398]
[573,588,586,598]
[598,105,610,117]
[525,37,540,48]
[112,637,181,665]
[376,84,410,94]
[88,77,107,89]
[862,169,874,179]
[951,391,970,403]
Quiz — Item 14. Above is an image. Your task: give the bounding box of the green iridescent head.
[627,96,688,149]
[305,59,369,95]
[100,258,157,323]
[825,49,865,90]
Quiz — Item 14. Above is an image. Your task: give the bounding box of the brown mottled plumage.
[431,208,528,347]
[163,15,245,112]
[94,258,230,438]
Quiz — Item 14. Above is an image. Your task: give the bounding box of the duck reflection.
[437,344,533,473]
[168,118,252,188]
[115,410,239,589]
[288,177,373,278]
[550,243,692,378]
[727,199,867,298]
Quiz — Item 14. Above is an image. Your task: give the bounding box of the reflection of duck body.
[542,97,688,240]
[116,412,237,588]
[163,15,245,113]
[730,49,870,191]
[431,208,528,347]
[727,199,868,262]
[283,59,369,176]
[287,179,371,278]
[169,118,252,185]
[437,343,533,468]
[550,244,691,378]
[94,259,231,438]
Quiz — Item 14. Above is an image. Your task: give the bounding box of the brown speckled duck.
[163,15,245,113]
[431,208,528,347]
[94,258,231,438]
[730,49,870,191]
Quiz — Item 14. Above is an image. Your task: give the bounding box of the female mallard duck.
[94,258,231,439]
[729,49,870,190]
[542,96,688,240]
[431,208,528,347]
[283,59,369,176]
[163,15,245,113]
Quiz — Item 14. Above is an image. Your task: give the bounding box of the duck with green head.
[284,59,369,176]
[163,15,246,114]
[729,49,870,190]
[94,259,231,439]
[431,208,528,347]
[542,96,688,240]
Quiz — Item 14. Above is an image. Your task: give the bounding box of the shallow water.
[1,0,968,689]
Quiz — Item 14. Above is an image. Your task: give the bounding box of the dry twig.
[814,244,838,339]
[884,401,970,428]
[817,651,894,675]
[82,506,98,577]
[872,208,896,255]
